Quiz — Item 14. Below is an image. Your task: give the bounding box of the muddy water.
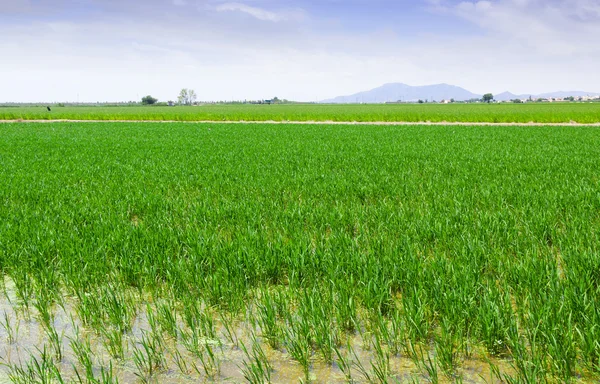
[1,276,517,384]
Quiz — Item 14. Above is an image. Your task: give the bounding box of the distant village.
[389,95,600,105]
[495,95,600,104]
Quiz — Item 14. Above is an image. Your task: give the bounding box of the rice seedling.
[239,333,273,383]
[1,311,19,344]
[196,342,221,379]
[219,311,239,347]
[333,343,353,382]
[421,352,439,384]
[284,310,313,381]
[350,343,376,383]
[156,300,179,340]
[10,273,34,319]
[132,330,167,382]
[70,336,96,382]
[257,289,282,350]
[44,324,64,362]
[171,347,192,375]
[370,333,391,383]
[7,346,65,384]
[101,326,125,360]
[98,362,119,384]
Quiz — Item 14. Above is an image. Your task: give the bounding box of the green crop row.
[1,102,600,123]
[1,122,599,382]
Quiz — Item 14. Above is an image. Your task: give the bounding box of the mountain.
[321,83,600,103]
[321,83,480,103]
[494,91,530,101]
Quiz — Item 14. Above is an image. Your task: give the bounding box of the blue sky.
[1,0,599,102]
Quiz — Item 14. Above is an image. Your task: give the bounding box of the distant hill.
[321,83,480,103]
[494,92,528,102]
[321,83,599,103]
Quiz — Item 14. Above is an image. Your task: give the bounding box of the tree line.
[141,89,197,106]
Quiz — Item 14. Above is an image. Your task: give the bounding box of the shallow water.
[0,276,560,383]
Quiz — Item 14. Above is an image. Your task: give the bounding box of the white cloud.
[213,2,289,22]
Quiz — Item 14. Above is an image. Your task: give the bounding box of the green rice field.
[1,102,600,123]
[1,121,600,383]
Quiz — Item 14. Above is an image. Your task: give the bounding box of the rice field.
[1,102,600,123]
[1,121,600,383]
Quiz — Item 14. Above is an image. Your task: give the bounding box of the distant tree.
[272,96,280,104]
[566,96,575,102]
[512,99,523,103]
[483,93,494,103]
[141,95,158,105]
[178,89,197,105]
[450,98,455,103]
[418,99,424,104]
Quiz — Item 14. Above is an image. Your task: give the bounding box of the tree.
[141,95,158,105]
[482,93,494,103]
[178,89,197,105]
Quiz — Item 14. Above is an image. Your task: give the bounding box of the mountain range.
[321,83,600,103]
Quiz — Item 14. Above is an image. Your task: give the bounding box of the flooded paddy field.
[0,277,514,383]
[1,122,600,383]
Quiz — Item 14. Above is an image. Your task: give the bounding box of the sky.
[1,0,599,102]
